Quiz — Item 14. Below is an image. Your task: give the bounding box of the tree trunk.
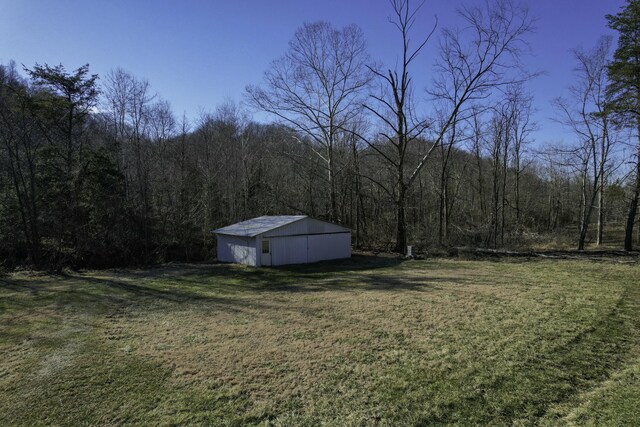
[623,187,638,251]
[515,152,521,227]
[328,145,337,221]
[578,166,589,251]
[395,182,407,253]
[439,130,455,247]
[624,148,640,251]
[476,149,486,221]
[352,139,362,248]
[500,139,509,247]
[439,169,448,246]
[597,171,604,246]
[492,165,500,248]
[624,126,640,251]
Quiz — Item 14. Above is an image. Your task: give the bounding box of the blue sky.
[0,0,625,145]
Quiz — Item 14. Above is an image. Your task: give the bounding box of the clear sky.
[0,0,625,145]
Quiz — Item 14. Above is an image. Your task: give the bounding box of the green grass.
[1,256,639,426]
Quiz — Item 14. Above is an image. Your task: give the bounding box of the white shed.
[214,215,351,267]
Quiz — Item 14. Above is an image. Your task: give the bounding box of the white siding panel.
[263,218,350,237]
[262,219,309,237]
[270,235,308,266]
[306,218,349,234]
[217,217,351,266]
[307,233,351,263]
[217,235,257,266]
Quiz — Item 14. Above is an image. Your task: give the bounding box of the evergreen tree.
[25,63,100,267]
[607,0,640,250]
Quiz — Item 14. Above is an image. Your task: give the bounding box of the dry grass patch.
[1,257,639,425]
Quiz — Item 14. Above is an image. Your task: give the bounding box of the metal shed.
[214,216,351,266]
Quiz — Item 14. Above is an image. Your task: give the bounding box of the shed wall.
[266,232,351,266]
[307,233,351,262]
[269,235,308,266]
[263,218,349,237]
[217,217,351,267]
[217,235,257,266]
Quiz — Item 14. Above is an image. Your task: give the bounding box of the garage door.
[270,235,308,266]
[307,233,351,263]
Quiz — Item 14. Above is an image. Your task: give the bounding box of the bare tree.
[470,105,488,226]
[246,21,373,221]
[554,37,617,250]
[507,84,536,229]
[103,68,156,261]
[487,100,515,247]
[363,0,534,252]
[362,0,436,252]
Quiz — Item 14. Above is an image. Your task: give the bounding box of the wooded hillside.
[1,0,639,269]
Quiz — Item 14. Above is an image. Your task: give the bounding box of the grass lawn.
[1,256,639,426]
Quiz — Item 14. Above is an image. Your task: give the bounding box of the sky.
[0,0,626,146]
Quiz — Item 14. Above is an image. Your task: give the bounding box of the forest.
[1,0,639,269]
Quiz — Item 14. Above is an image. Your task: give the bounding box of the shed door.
[260,239,271,266]
[307,233,351,262]
[269,235,308,265]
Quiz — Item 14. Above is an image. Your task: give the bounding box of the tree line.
[1,0,639,269]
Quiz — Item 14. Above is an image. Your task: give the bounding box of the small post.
[406,245,413,258]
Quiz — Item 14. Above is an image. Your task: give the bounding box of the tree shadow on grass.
[0,275,257,316]
[129,255,470,295]
[113,255,402,279]
[0,255,475,318]
[274,254,405,273]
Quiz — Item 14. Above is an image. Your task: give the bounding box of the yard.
[1,256,639,426]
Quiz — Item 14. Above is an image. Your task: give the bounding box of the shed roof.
[213,215,307,237]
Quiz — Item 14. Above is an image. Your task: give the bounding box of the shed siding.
[262,218,349,237]
[216,217,351,267]
[261,219,308,237]
[270,235,308,266]
[217,235,257,266]
[307,233,351,263]
[306,218,347,234]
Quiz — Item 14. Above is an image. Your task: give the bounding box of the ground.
[0,256,638,426]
